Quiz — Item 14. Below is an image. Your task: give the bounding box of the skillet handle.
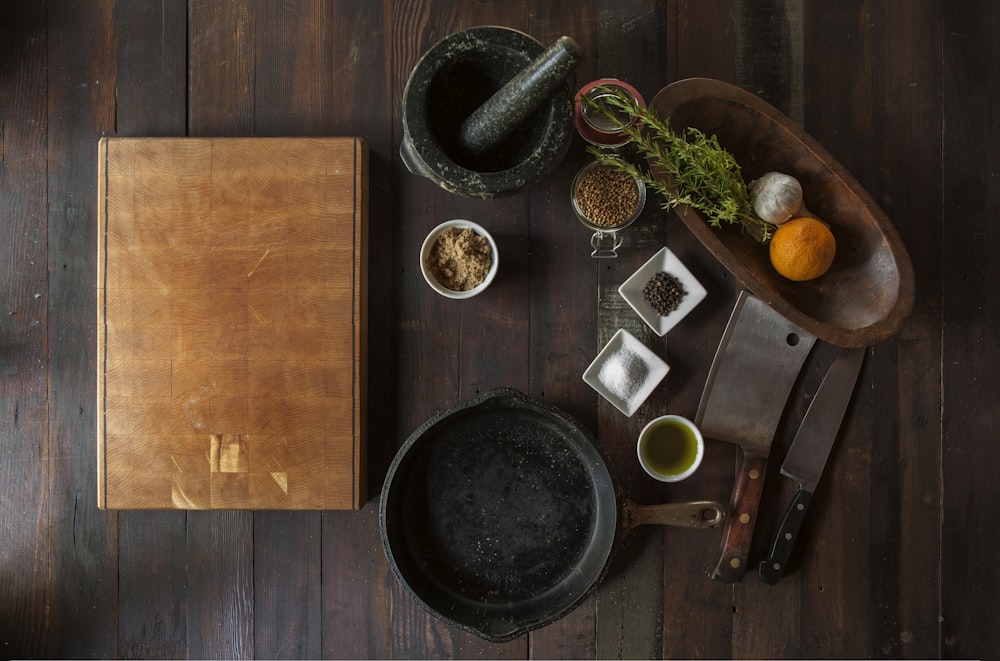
[623,500,725,529]
[711,452,768,583]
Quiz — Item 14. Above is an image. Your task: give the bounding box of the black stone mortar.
[400,27,578,199]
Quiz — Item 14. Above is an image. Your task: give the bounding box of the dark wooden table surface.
[2,1,996,659]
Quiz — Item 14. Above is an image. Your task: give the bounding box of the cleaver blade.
[695,291,816,583]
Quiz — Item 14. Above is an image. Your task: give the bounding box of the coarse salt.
[598,344,649,404]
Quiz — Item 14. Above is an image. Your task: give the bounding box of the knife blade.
[695,291,816,582]
[758,346,866,584]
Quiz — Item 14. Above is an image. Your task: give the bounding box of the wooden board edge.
[353,137,369,510]
[96,136,368,511]
[96,136,109,510]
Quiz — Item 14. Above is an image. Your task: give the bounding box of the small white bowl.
[618,247,707,336]
[582,329,669,416]
[637,414,705,482]
[420,220,499,299]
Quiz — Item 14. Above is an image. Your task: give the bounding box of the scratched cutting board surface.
[97,137,368,510]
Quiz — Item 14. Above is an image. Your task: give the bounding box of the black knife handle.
[711,452,768,583]
[758,488,813,584]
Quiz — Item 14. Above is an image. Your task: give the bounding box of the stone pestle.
[457,36,583,157]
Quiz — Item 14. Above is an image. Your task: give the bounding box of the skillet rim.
[378,386,619,642]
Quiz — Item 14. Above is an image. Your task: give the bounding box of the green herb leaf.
[581,84,774,241]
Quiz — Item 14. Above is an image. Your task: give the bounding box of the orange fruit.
[768,217,836,281]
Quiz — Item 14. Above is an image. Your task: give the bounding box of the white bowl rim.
[581,328,669,416]
[420,219,499,299]
[636,414,705,482]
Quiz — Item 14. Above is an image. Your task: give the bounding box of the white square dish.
[583,329,669,416]
[618,247,707,336]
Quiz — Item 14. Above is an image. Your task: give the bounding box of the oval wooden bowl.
[650,78,915,348]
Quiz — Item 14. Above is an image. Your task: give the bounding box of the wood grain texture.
[109,4,191,658]
[0,3,50,658]
[710,453,768,582]
[41,1,119,658]
[97,137,368,510]
[587,3,674,658]
[941,1,1000,659]
[0,0,996,658]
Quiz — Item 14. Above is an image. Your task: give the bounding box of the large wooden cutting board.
[97,137,368,510]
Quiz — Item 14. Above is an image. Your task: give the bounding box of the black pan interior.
[379,388,618,642]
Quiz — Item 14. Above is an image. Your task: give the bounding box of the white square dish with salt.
[583,328,669,416]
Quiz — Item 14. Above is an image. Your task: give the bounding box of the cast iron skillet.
[379,387,723,642]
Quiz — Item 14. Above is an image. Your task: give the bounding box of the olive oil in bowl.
[637,415,704,482]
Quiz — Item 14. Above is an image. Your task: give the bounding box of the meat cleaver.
[695,291,816,582]
[757,346,866,584]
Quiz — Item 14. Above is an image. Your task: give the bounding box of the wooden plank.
[252,511,322,657]
[734,0,804,123]
[113,0,187,137]
[186,510,255,657]
[302,2,394,659]
[662,2,742,660]
[118,513,188,657]
[253,0,331,137]
[42,0,119,657]
[728,0,819,657]
[108,2,190,658]
[861,2,942,657]
[0,2,49,656]
[587,1,676,659]
[249,3,348,658]
[523,0,601,657]
[733,3,874,658]
[665,0,738,85]
[183,6,260,658]
[0,1,47,400]
[941,1,1000,659]
[188,0,254,137]
[786,4,891,658]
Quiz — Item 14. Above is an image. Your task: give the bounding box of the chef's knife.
[758,346,866,584]
[696,291,816,583]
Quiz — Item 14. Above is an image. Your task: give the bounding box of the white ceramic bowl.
[618,247,707,336]
[582,328,669,416]
[636,414,705,483]
[420,220,499,299]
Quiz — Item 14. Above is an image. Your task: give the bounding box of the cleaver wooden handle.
[711,452,768,583]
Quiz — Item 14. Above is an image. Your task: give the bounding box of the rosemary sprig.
[582,84,774,240]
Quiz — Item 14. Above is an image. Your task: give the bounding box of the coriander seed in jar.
[571,159,646,257]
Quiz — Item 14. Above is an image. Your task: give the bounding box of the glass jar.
[571,160,646,258]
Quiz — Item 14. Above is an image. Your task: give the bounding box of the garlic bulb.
[749,172,803,226]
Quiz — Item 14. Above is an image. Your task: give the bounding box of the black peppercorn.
[642,271,687,316]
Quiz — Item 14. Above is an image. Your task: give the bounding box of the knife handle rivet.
[784,532,793,540]
[739,513,751,524]
[730,557,742,569]
[748,469,761,480]
[772,562,782,571]
[796,503,805,511]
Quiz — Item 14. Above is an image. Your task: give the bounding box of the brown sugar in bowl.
[420,220,499,299]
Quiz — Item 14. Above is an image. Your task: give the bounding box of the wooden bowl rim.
[650,77,916,348]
